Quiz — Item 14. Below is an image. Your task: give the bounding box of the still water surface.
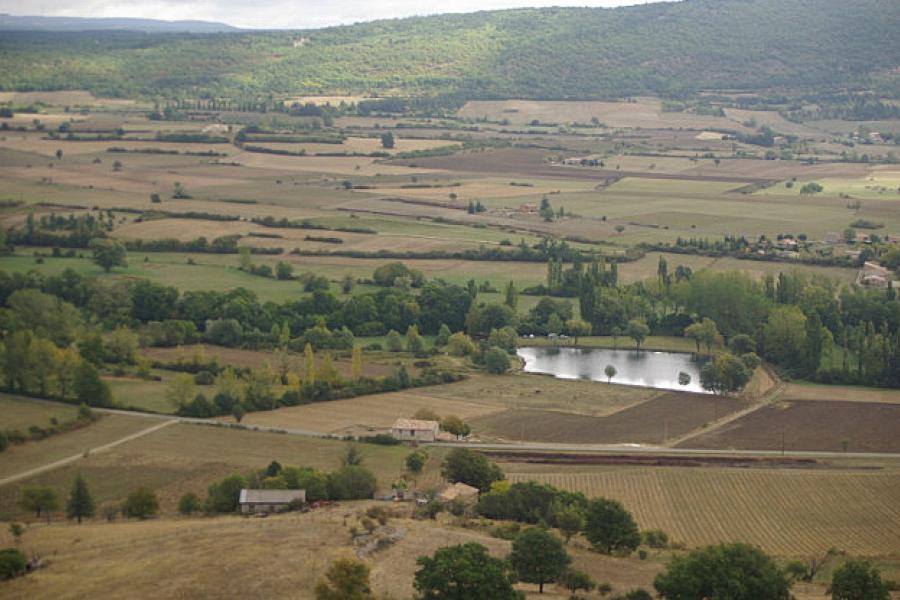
[517,346,709,393]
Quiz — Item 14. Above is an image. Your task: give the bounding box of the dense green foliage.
[0,0,896,101]
[0,548,27,580]
[414,543,519,600]
[829,560,891,600]
[441,448,505,492]
[654,543,792,600]
[508,528,570,593]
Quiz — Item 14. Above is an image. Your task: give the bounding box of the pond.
[517,346,709,394]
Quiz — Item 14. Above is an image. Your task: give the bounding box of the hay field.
[458,98,751,132]
[505,463,900,556]
[252,136,448,155]
[244,374,660,437]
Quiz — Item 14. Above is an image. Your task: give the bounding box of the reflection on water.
[517,346,709,393]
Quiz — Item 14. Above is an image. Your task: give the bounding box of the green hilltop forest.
[0,0,898,101]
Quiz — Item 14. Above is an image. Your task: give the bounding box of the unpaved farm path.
[0,418,177,487]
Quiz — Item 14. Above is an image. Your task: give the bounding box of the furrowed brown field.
[505,464,900,555]
[680,400,900,453]
[470,392,747,444]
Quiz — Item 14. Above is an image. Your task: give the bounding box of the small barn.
[238,489,306,515]
[391,418,440,442]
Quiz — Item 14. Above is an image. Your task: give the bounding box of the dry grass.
[244,374,659,436]
[781,382,900,404]
[0,507,673,600]
[0,411,156,481]
[0,394,78,431]
[0,421,441,521]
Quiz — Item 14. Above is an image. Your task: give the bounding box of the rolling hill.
[0,14,237,33]
[0,0,897,101]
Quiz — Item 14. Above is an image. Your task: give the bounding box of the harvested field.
[505,463,900,555]
[242,374,658,436]
[458,98,752,132]
[781,382,900,404]
[470,392,747,444]
[238,390,497,436]
[679,401,900,453]
[393,148,770,184]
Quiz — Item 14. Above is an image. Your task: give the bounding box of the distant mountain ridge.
[0,0,897,100]
[0,14,237,33]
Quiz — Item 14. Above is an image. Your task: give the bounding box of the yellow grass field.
[0,507,672,600]
[239,374,658,436]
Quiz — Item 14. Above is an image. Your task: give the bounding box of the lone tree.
[828,560,891,600]
[627,319,650,351]
[315,557,375,600]
[90,238,127,273]
[584,497,641,555]
[381,132,395,149]
[66,474,95,524]
[414,543,519,600]
[509,527,571,593]
[654,543,792,600]
[604,364,617,384]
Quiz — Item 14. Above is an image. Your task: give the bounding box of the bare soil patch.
[678,401,900,453]
[470,392,746,444]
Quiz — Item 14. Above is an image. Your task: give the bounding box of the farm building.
[238,489,306,515]
[437,482,480,504]
[858,262,898,289]
[391,418,439,442]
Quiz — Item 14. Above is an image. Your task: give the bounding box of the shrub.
[194,370,215,385]
[0,548,27,580]
[122,487,159,519]
[484,347,511,374]
[178,493,200,515]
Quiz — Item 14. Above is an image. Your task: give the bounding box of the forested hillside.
[0,0,898,100]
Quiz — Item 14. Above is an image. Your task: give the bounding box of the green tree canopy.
[828,560,891,600]
[583,497,640,555]
[509,527,570,593]
[441,448,504,492]
[89,238,128,273]
[66,474,95,523]
[414,542,519,600]
[654,543,792,600]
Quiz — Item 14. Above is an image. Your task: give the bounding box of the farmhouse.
[391,418,439,442]
[238,489,306,515]
[858,261,898,289]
